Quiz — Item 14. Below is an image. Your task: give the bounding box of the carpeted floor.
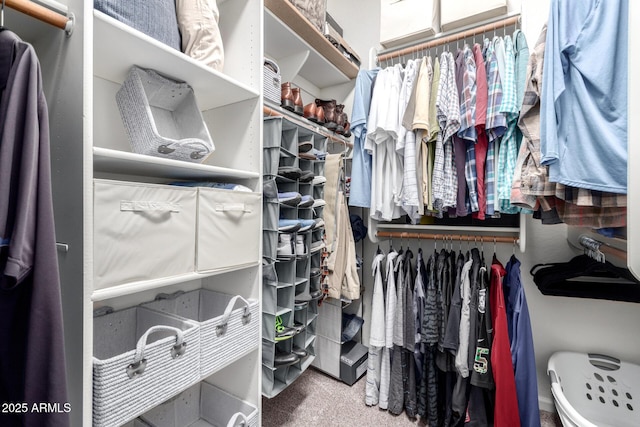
[262,367,562,426]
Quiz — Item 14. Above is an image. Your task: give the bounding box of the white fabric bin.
[93,180,197,290]
[380,0,439,48]
[440,0,507,32]
[137,381,258,427]
[143,289,260,378]
[196,187,261,272]
[93,306,200,427]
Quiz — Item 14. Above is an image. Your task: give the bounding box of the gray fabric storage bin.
[93,306,200,427]
[137,381,258,427]
[144,289,259,378]
[95,0,181,51]
[116,66,215,163]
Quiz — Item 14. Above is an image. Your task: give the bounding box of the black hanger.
[531,255,640,303]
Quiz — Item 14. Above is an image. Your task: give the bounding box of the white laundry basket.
[547,351,640,427]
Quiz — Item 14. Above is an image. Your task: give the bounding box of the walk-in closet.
[0,0,638,426]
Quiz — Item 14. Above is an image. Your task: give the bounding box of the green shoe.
[275,315,296,341]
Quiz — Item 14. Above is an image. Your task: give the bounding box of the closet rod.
[579,234,628,263]
[4,0,73,33]
[263,104,353,148]
[377,15,519,63]
[377,230,518,245]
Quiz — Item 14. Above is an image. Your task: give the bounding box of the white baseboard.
[539,395,556,413]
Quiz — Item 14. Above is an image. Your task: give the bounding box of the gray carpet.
[262,367,562,426]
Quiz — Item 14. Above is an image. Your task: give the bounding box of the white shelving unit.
[87,1,263,423]
[12,0,264,425]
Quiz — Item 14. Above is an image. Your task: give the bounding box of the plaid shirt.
[459,46,479,212]
[555,185,627,207]
[484,39,507,142]
[498,35,525,214]
[436,52,460,209]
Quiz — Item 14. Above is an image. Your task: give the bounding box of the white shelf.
[93,10,259,111]
[93,147,260,180]
[91,261,261,302]
[264,5,357,89]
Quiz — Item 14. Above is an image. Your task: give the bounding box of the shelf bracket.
[277,50,310,84]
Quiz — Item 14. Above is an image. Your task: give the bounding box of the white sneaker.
[277,234,295,258]
[312,199,326,208]
[312,176,326,185]
[296,235,306,255]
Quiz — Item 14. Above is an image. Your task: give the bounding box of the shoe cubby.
[293,302,309,327]
[263,230,278,263]
[262,364,289,398]
[262,115,329,398]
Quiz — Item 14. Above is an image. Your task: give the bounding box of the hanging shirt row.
[364,242,540,427]
[349,9,628,231]
[351,32,531,223]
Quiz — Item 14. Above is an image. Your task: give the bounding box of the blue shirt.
[541,0,628,193]
[349,69,379,208]
[504,256,540,427]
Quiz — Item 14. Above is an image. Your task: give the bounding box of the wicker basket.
[92,306,200,427]
[144,289,260,378]
[263,58,281,104]
[116,66,215,163]
[137,381,258,427]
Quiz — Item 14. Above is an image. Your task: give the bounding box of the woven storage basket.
[136,381,258,427]
[116,65,215,163]
[92,306,200,427]
[144,289,259,378]
[263,58,281,104]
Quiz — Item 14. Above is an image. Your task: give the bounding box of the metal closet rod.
[263,104,353,148]
[4,0,73,33]
[376,230,518,245]
[377,15,520,63]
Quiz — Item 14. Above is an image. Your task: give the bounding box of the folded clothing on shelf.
[171,181,252,192]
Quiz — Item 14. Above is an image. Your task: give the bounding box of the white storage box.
[93,306,200,427]
[116,66,215,163]
[548,351,640,427]
[196,187,261,272]
[144,289,260,378]
[380,0,439,48]
[440,0,507,32]
[137,382,258,427]
[93,180,197,290]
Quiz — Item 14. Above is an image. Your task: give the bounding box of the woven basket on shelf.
[263,58,281,105]
[144,289,260,378]
[116,65,215,163]
[92,306,200,427]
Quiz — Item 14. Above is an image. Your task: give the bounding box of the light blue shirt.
[349,69,379,208]
[541,0,628,193]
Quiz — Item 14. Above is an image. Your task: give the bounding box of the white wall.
[328,0,640,413]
